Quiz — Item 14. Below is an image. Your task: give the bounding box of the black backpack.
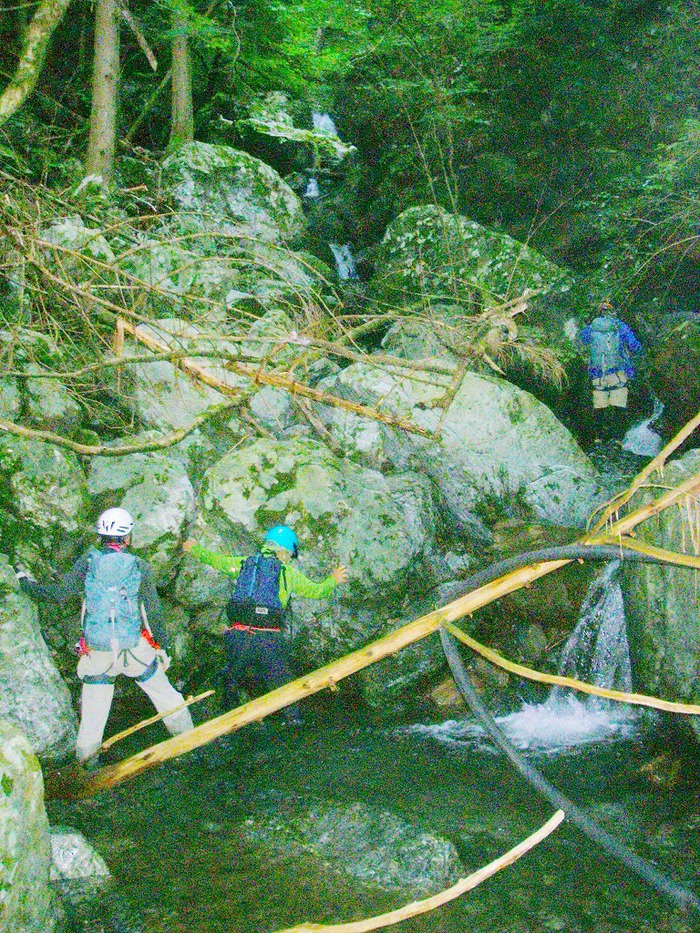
[225,553,287,626]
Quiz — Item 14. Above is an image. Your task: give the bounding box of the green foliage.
[0,0,698,328]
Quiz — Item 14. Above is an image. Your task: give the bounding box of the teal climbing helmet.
[265,525,299,557]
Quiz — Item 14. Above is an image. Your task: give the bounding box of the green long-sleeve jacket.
[189,542,338,607]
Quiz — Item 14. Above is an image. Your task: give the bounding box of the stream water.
[48,690,700,933]
[47,518,700,933]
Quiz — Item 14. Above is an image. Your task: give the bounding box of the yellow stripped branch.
[441,620,700,715]
[98,690,215,752]
[591,405,700,532]
[272,810,566,933]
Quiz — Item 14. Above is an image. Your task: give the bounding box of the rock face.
[0,720,59,932]
[160,141,305,244]
[647,314,700,435]
[88,440,196,583]
[244,800,464,894]
[623,449,700,736]
[314,362,601,533]
[0,435,90,565]
[0,557,77,759]
[370,204,572,307]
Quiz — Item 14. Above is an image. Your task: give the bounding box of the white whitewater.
[312,112,338,135]
[304,177,320,198]
[412,561,639,753]
[622,396,664,457]
[329,243,358,280]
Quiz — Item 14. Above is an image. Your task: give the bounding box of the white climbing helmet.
[96,507,134,538]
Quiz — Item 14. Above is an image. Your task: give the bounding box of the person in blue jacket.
[579,299,642,440]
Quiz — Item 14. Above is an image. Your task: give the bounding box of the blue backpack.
[226,554,287,627]
[83,549,142,650]
[589,316,623,376]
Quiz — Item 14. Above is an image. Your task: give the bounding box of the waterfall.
[312,112,339,135]
[622,396,664,458]
[412,561,640,753]
[329,243,358,280]
[497,560,638,750]
[304,177,320,199]
[550,561,632,698]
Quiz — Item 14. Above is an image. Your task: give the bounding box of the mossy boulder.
[189,436,436,669]
[244,800,464,894]
[41,214,116,266]
[240,91,356,164]
[314,362,601,532]
[160,142,305,244]
[0,720,59,932]
[0,557,76,758]
[623,448,700,739]
[120,229,323,322]
[0,435,90,564]
[370,204,572,308]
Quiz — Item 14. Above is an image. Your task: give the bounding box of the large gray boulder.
[49,827,110,911]
[181,436,437,666]
[0,435,90,566]
[160,141,305,244]
[0,557,77,759]
[0,720,60,932]
[314,362,601,533]
[623,449,700,737]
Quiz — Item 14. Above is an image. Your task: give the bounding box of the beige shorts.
[592,371,629,409]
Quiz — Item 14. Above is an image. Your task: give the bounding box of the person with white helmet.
[182,525,348,724]
[17,507,194,762]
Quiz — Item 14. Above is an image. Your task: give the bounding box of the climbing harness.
[227,622,282,634]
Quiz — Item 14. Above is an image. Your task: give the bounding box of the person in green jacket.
[182,525,348,723]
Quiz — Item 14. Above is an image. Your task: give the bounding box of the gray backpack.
[589,317,623,375]
[83,549,142,651]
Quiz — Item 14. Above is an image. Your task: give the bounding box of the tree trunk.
[168,10,194,150]
[0,0,73,126]
[85,0,120,186]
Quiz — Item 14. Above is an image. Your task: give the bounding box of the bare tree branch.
[0,402,235,457]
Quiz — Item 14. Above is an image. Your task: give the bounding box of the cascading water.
[304,177,320,198]
[496,560,639,751]
[312,111,339,135]
[622,395,664,457]
[413,561,640,753]
[329,242,358,280]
